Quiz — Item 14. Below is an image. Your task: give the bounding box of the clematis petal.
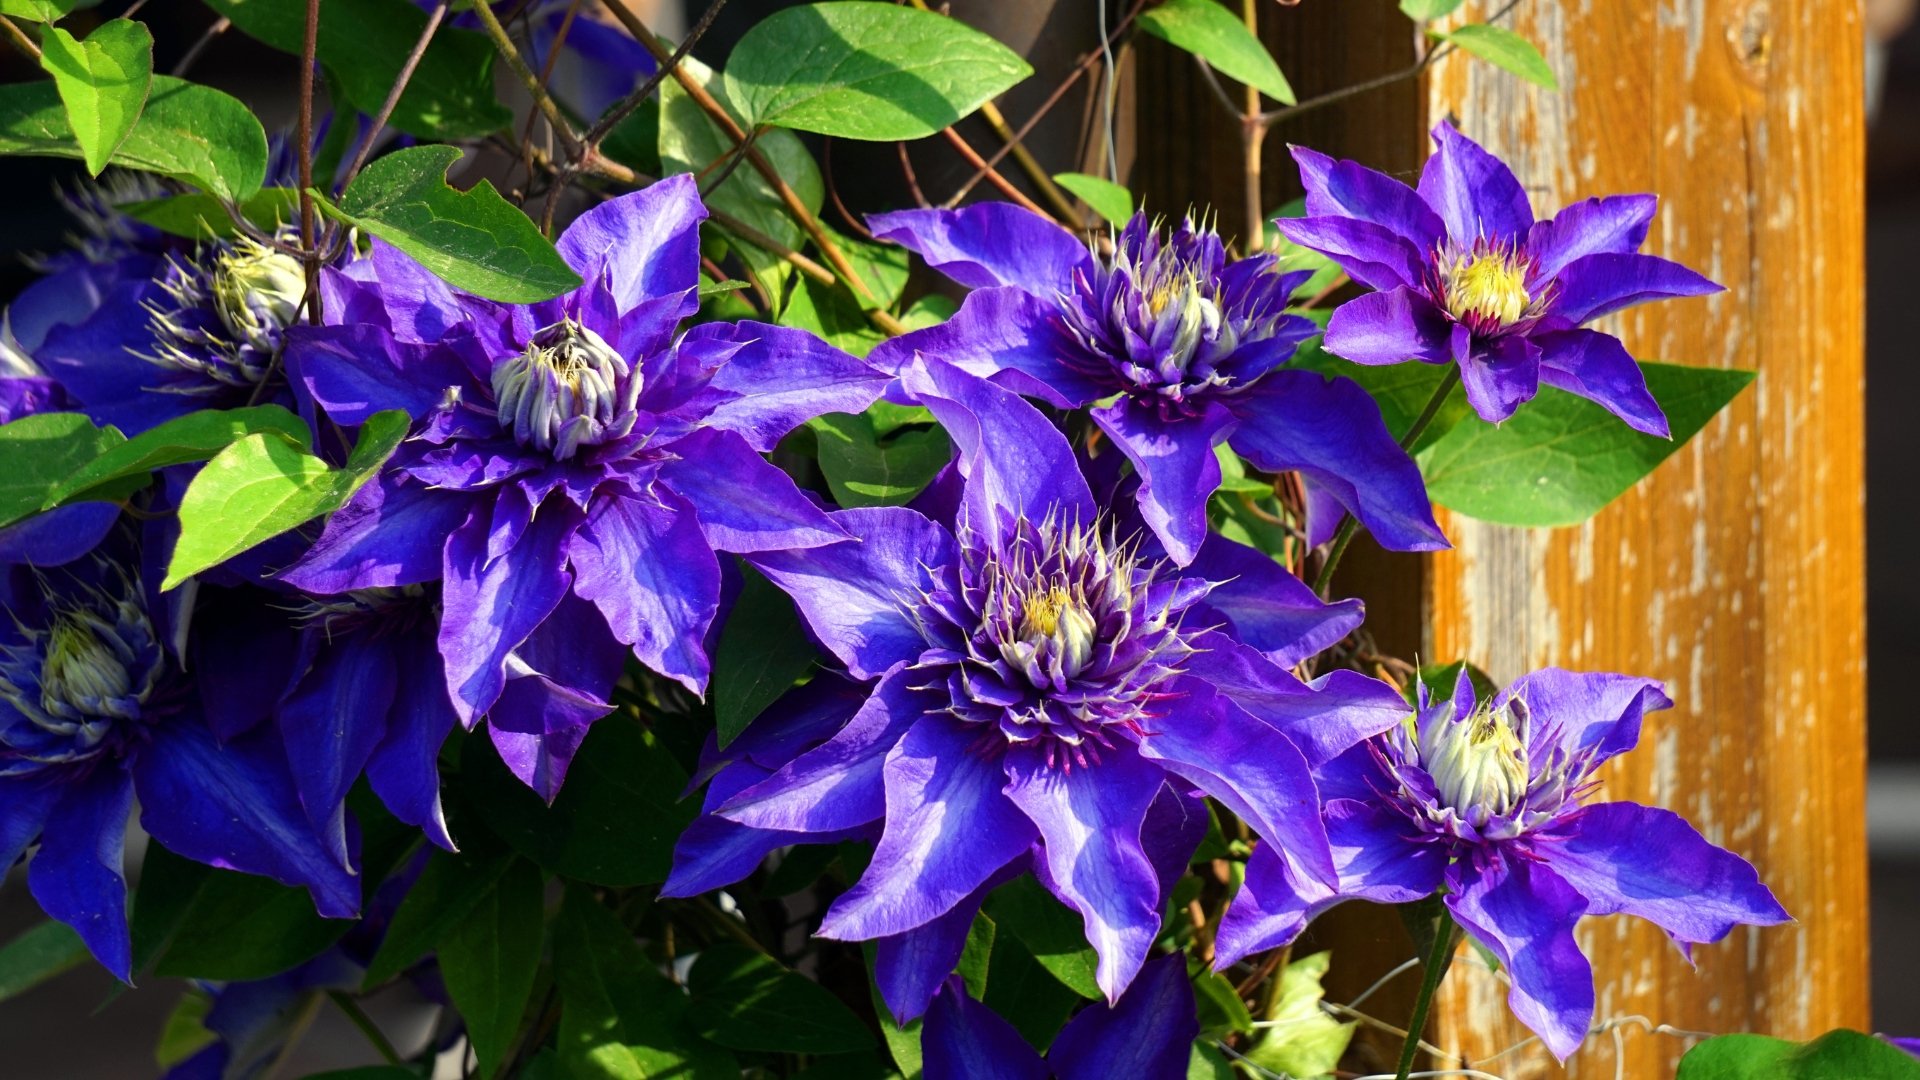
[867,287,1103,408]
[1141,782,1210,906]
[487,718,592,806]
[566,489,720,695]
[1494,667,1669,771]
[364,237,467,344]
[1137,677,1334,887]
[440,495,580,723]
[900,356,1095,546]
[554,173,706,312]
[1180,635,1408,769]
[1181,533,1363,666]
[0,503,120,567]
[1534,329,1670,437]
[280,475,477,594]
[1004,739,1165,1002]
[868,203,1092,294]
[874,856,1028,1025]
[1047,953,1199,1080]
[1228,368,1448,552]
[686,320,889,451]
[919,975,1051,1080]
[277,633,397,868]
[1525,194,1659,281]
[1548,252,1722,326]
[660,428,849,553]
[818,714,1037,940]
[289,323,476,424]
[36,278,206,435]
[747,507,953,680]
[1322,286,1455,366]
[190,585,302,742]
[1273,216,1427,292]
[0,776,60,876]
[365,628,458,850]
[27,768,133,980]
[664,761,858,898]
[717,665,935,833]
[1444,853,1593,1062]
[1457,332,1541,425]
[1418,123,1536,246]
[1543,802,1789,953]
[1090,397,1233,567]
[134,715,360,919]
[1289,146,1448,254]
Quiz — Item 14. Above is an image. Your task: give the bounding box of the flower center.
[1441,246,1532,331]
[491,318,636,459]
[211,239,306,353]
[1011,585,1098,682]
[1419,700,1530,819]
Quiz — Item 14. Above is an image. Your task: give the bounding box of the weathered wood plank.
[1424,1,1869,1075]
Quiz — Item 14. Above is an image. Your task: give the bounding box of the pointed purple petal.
[1444,853,1592,1061]
[191,585,303,742]
[1141,782,1209,906]
[1004,740,1164,1001]
[1549,251,1723,326]
[1288,149,1447,253]
[278,633,397,867]
[487,718,592,805]
[718,665,935,833]
[1091,398,1231,567]
[868,204,1092,294]
[280,475,476,594]
[747,507,952,680]
[1322,286,1455,366]
[555,174,706,311]
[0,503,120,567]
[0,776,59,875]
[661,428,849,553]
[687,321,889,451]
[920,975,1051,1080]
[365,629,458,850]
[1182,533,1364,666]
[867,287,1101,409]
[1228,369,1448,552]
[900,357,1095,546]
[818,714,1036,940]
[566,489,719,694]
[1544,802,1788,952]
[28,769,133,979]
[1274,216,1427,292]
[441,495,580,723]
[1048,953,1198,1080]
[1457,333,1540,425]
[1180,636,1406,769]
[134,716,360,919]
[875,857,1027,1025]
[1532,329,1669,436]
[1494,667,1669,771]
[365,237,468,343]
[1418,123,1535,246]
[289,324,475,424]
[1525,195,1658,281]
[664,761,854,897]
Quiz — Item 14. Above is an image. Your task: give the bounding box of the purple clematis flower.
[0,522,358,981]
[867,206,1446,565]
[279,175,886,800]
[920,952,1198,1080]
[665,354,1412,1013]
[1278,123,1723,433]
[1214,667,1790,1059]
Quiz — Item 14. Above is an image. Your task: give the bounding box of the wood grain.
[1423,1,1869,1075]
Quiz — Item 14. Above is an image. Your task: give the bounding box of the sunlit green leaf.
[154,989,218,1068]
[807,406,951,509]
[1138,0,1295,105]
[0,76,267,201]
[0,412,126,529]
[725,2,1032,140]
[1441,23,1558,91]
[119,188,300,240]
[1053,172,1133,224]
[1399,0,1467,20]
[44,404,309,509]
[0,0,77,21]
[1242,951,1356,1080]
[982,873,1100,1000]
[1676,1029,1920,1080]
[39,18,152,175]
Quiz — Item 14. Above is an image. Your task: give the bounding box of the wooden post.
[1424,1,1870,1075]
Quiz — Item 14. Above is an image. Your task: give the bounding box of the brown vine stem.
[297,0,321,325]
[940,127,1056,223]
[1240,0,1267,249]
[601,0,905,336]
[0,15,39,60]
[170,16,230,77]
[582,0,729,148]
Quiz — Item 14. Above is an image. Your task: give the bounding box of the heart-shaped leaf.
[44,404,310,510]
[1441,23,1558,91]
[39,18,153,175]
[1138,0,1296,106]
[1053,171,1133,225]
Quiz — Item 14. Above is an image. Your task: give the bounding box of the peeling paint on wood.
[1424,1,1867,1075]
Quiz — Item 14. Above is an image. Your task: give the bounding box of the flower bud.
[211,239,306,352]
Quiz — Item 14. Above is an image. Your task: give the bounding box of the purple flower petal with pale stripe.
[1418,121,1535,246]
[660,428,849,553]
[1444,853,1593,1061]
[1047,953,1198,1080]
[868,203,1092,294]
[289,323,476,424]
[874,856,1027,1025]
[1534,329,1670,437]
[1273,216,1427,292]
[686,320,888,451]
[364,628,458,850]
[1179,637,1406,769]
[1458,332,1541,425]
[1548,252,1722,326]
[1525,195,1659,281]
[1493,667,1669,770]
[1090,397,1232,567]
[1182,534,1363,666]
[566,489,719,694]
[1289,147,1447,254]
[867,288,1099,409]
[440,496,579,723]
[553,174,705,312]
[1322,287,1454,366]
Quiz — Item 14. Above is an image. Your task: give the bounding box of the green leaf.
[155,988,218,1068]
[439,858,545,1080]
[1138,0,1295,105]
[1416,362,1755,527]
[0,920,89,1003]
[597,96,660,177]
[204,0,509,140]
[362,841,518,989]
[319,145,580,304]
[120,188,300,240]
[1189,1041,1235,1080]
[957,911,995,1000]
[898,293,958,332]
[782,274,884,357]
[462,714,700,887]
[1399,0,1466,19]
[1052,172,1133,224]
[165,410,407,589]
[686,942,877,1054]
[0,0,76,20]
[1214,444,1270,496]
[153,869,354,981]
[1188,954,1253,1037]
[823,222,910,312]
[980,932,1081,1051]
[661,54,821,291]
[127,840,214,980]
[1243,951,1357,1080]
[808,408,951,508]
[1676,1030,1920,1080]
[39,18,153,175]
[981,873,1100,999]
[1413,660,1498,706]
[0,76,267,201]
[555,884,738,1080]
[0,412,126,529]
[862,942,923,1078]
[44,404,310,509]
[1441,23,1558,91]
[712,564,817,749]
[724,2,1032,141]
